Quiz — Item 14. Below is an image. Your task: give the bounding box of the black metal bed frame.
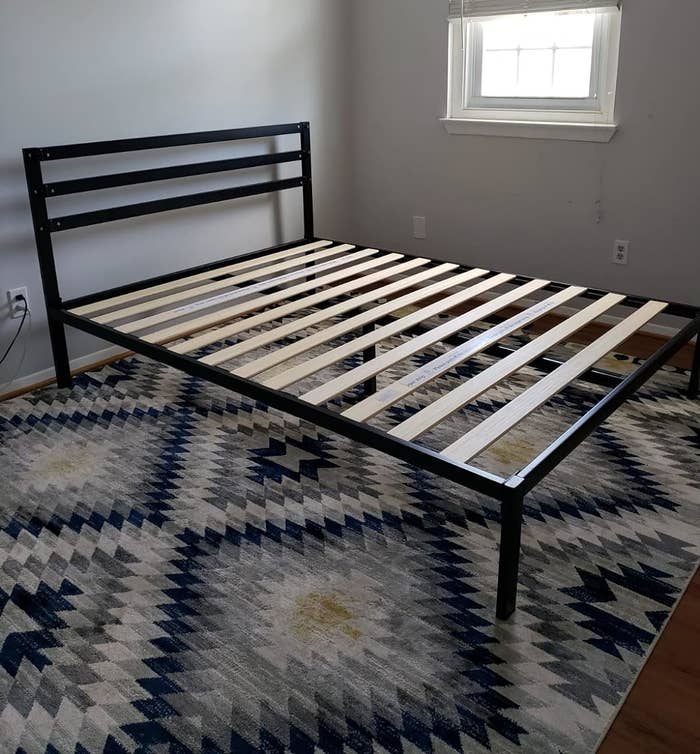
[23,122,700,620]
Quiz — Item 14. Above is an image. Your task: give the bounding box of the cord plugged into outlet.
[7,288,30,319]
[1,288,31,373]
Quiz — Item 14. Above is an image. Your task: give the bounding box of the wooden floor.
[408,291,696,370]
[600,567,700,754]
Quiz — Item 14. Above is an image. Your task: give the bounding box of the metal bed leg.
[362,322,377,395]
[48,315,72,389]
[496,492,524,620]
[305,260,316,285]
[688,337,700,399]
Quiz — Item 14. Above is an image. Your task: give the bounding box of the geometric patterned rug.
[1,333,699,753]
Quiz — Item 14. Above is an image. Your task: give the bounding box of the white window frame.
[444,9,622,141]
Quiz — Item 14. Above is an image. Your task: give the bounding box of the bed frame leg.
[688,337,699,399]
[362,322,377,395]
[496,492,524,621]
[48,315,72,389]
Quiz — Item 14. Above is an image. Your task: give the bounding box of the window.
[445,2,622,141]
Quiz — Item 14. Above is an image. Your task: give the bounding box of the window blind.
[448,1,621,18]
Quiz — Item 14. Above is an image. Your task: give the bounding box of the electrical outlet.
[413,216,427,240]
[612,240,629,266]
[7,287,30,319]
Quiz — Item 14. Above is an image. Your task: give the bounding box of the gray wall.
[3,0,698,391]
[347,0,699,305]
[0,0,352,387]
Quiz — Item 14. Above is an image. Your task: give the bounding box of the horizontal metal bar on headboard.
[48,176,305,232]
[37,123,306,161]
[43,151,303,197]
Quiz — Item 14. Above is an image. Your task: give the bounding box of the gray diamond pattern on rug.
[0,345,699,754]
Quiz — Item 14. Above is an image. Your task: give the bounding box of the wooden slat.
[169,253,406,354]
[145,250,396,345]
[70,240,333,316]
[442,299,668,463]
[390,292,626,441]
[94,244,354,325]
[302,277,544,406]
[343,286,586,423]
[117,246,371,335]
[199,257,435,366]
[226,263,461,376]
[268,268,497,391]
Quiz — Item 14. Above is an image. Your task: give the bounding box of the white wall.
[0,0,352,390]
[347,0,700,307]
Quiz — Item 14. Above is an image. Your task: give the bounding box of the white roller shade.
[448,1,621,18]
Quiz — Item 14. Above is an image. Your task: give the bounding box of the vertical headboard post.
[22,148,72,387]
[300,122,314,240]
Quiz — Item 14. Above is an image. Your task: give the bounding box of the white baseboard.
[0,345,127,401]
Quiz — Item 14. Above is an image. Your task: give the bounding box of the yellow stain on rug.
[42,453,84,475]
[25,441,108,491]
[292,591,361,642]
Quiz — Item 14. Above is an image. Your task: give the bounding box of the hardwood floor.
[599,568,700,754]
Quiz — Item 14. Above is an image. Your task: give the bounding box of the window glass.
[479,12,596,99]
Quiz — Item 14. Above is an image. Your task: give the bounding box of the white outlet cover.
[8,287,30,318]
[413,216,427,239]
[612,240,629,265]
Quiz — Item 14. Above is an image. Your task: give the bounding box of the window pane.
[476,10,596,100]
[554,13,595,48]
[518,14,557,49]
[482,17,521,50]
[553,48,592,97]
[481,50,518,97]
[518,49,554,97]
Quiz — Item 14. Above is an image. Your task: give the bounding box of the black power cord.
[0,295,29,367]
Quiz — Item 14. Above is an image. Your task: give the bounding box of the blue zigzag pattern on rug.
[0,344,698,753]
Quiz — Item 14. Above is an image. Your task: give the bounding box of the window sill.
[441,118,617,143]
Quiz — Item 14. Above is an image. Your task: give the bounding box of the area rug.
[0,337,699,754]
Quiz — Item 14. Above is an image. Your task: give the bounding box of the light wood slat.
[223,263,459,374]
[391,293,626,441]
[94,244,355,325]
[442,299,668,463]
[117,246,373,335]
[169,253,407,354]
[343,286,586,423]
[302,276,542,406]
[144,250,397,345]
[70,240,334,316]
[198,257,434,366]
[270,269,500,392]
